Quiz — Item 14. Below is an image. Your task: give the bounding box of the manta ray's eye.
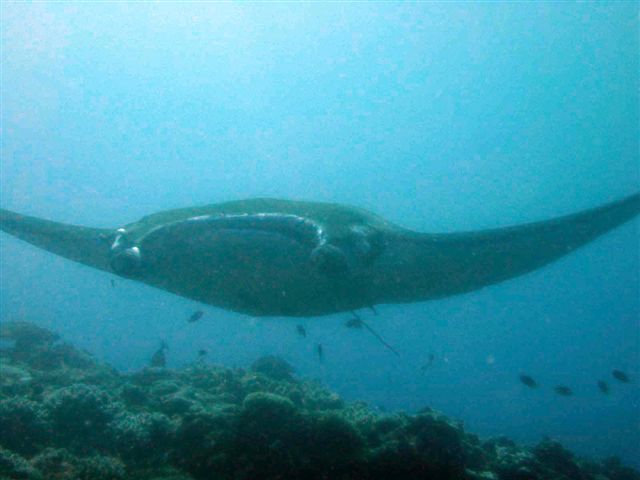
[110,246,142,277]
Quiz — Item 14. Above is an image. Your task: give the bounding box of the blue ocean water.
[1,2,638,468]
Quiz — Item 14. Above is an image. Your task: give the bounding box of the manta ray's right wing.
[373,192,640,303]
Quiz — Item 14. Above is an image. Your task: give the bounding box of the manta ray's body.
[1,194,638,317]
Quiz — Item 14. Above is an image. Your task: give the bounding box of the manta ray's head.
[109,228,143,278]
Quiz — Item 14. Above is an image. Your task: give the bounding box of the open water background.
[1,2,638,467]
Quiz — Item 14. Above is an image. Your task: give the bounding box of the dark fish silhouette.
[296,324,307,337]
[345,317,363,329]
[519,374,538,388]
[345,312,400,357]
[612,370,631,383]
[316,343,323,362]
[420,353,435,373]
[150,341,168,368]
[198,349,207,357]
[597,380,609,394]
[188,311,204,323]
[110,279,116,288]
[554,385,573,396]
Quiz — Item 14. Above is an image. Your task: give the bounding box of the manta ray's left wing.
[0,208,114,272]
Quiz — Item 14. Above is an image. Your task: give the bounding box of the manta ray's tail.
[0,208,114,272]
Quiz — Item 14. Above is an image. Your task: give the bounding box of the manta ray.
[1,194,638,317]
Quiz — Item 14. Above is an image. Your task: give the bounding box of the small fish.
[296,324,307,337]
[612,370,631,383]
[346,311,364,328]
[150,341,168,368]
[345,312,400,357]
[519,374,538,388]
[420,354,435,373]
[345,317,363,329]
[554,385,573,396]
[110,279,116,288]
[198,349,208,357]
[188,311,204,323]
[597,380,609,394]
[316,343,323,362]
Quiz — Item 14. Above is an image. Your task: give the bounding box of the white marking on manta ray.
[180,213,327,246]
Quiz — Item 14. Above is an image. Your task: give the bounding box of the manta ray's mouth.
[105,215,331,286]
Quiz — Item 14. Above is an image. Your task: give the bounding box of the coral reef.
[0,320,638,480]
[250,355,296,381]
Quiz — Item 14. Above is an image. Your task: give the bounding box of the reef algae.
[0,321,638,480]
